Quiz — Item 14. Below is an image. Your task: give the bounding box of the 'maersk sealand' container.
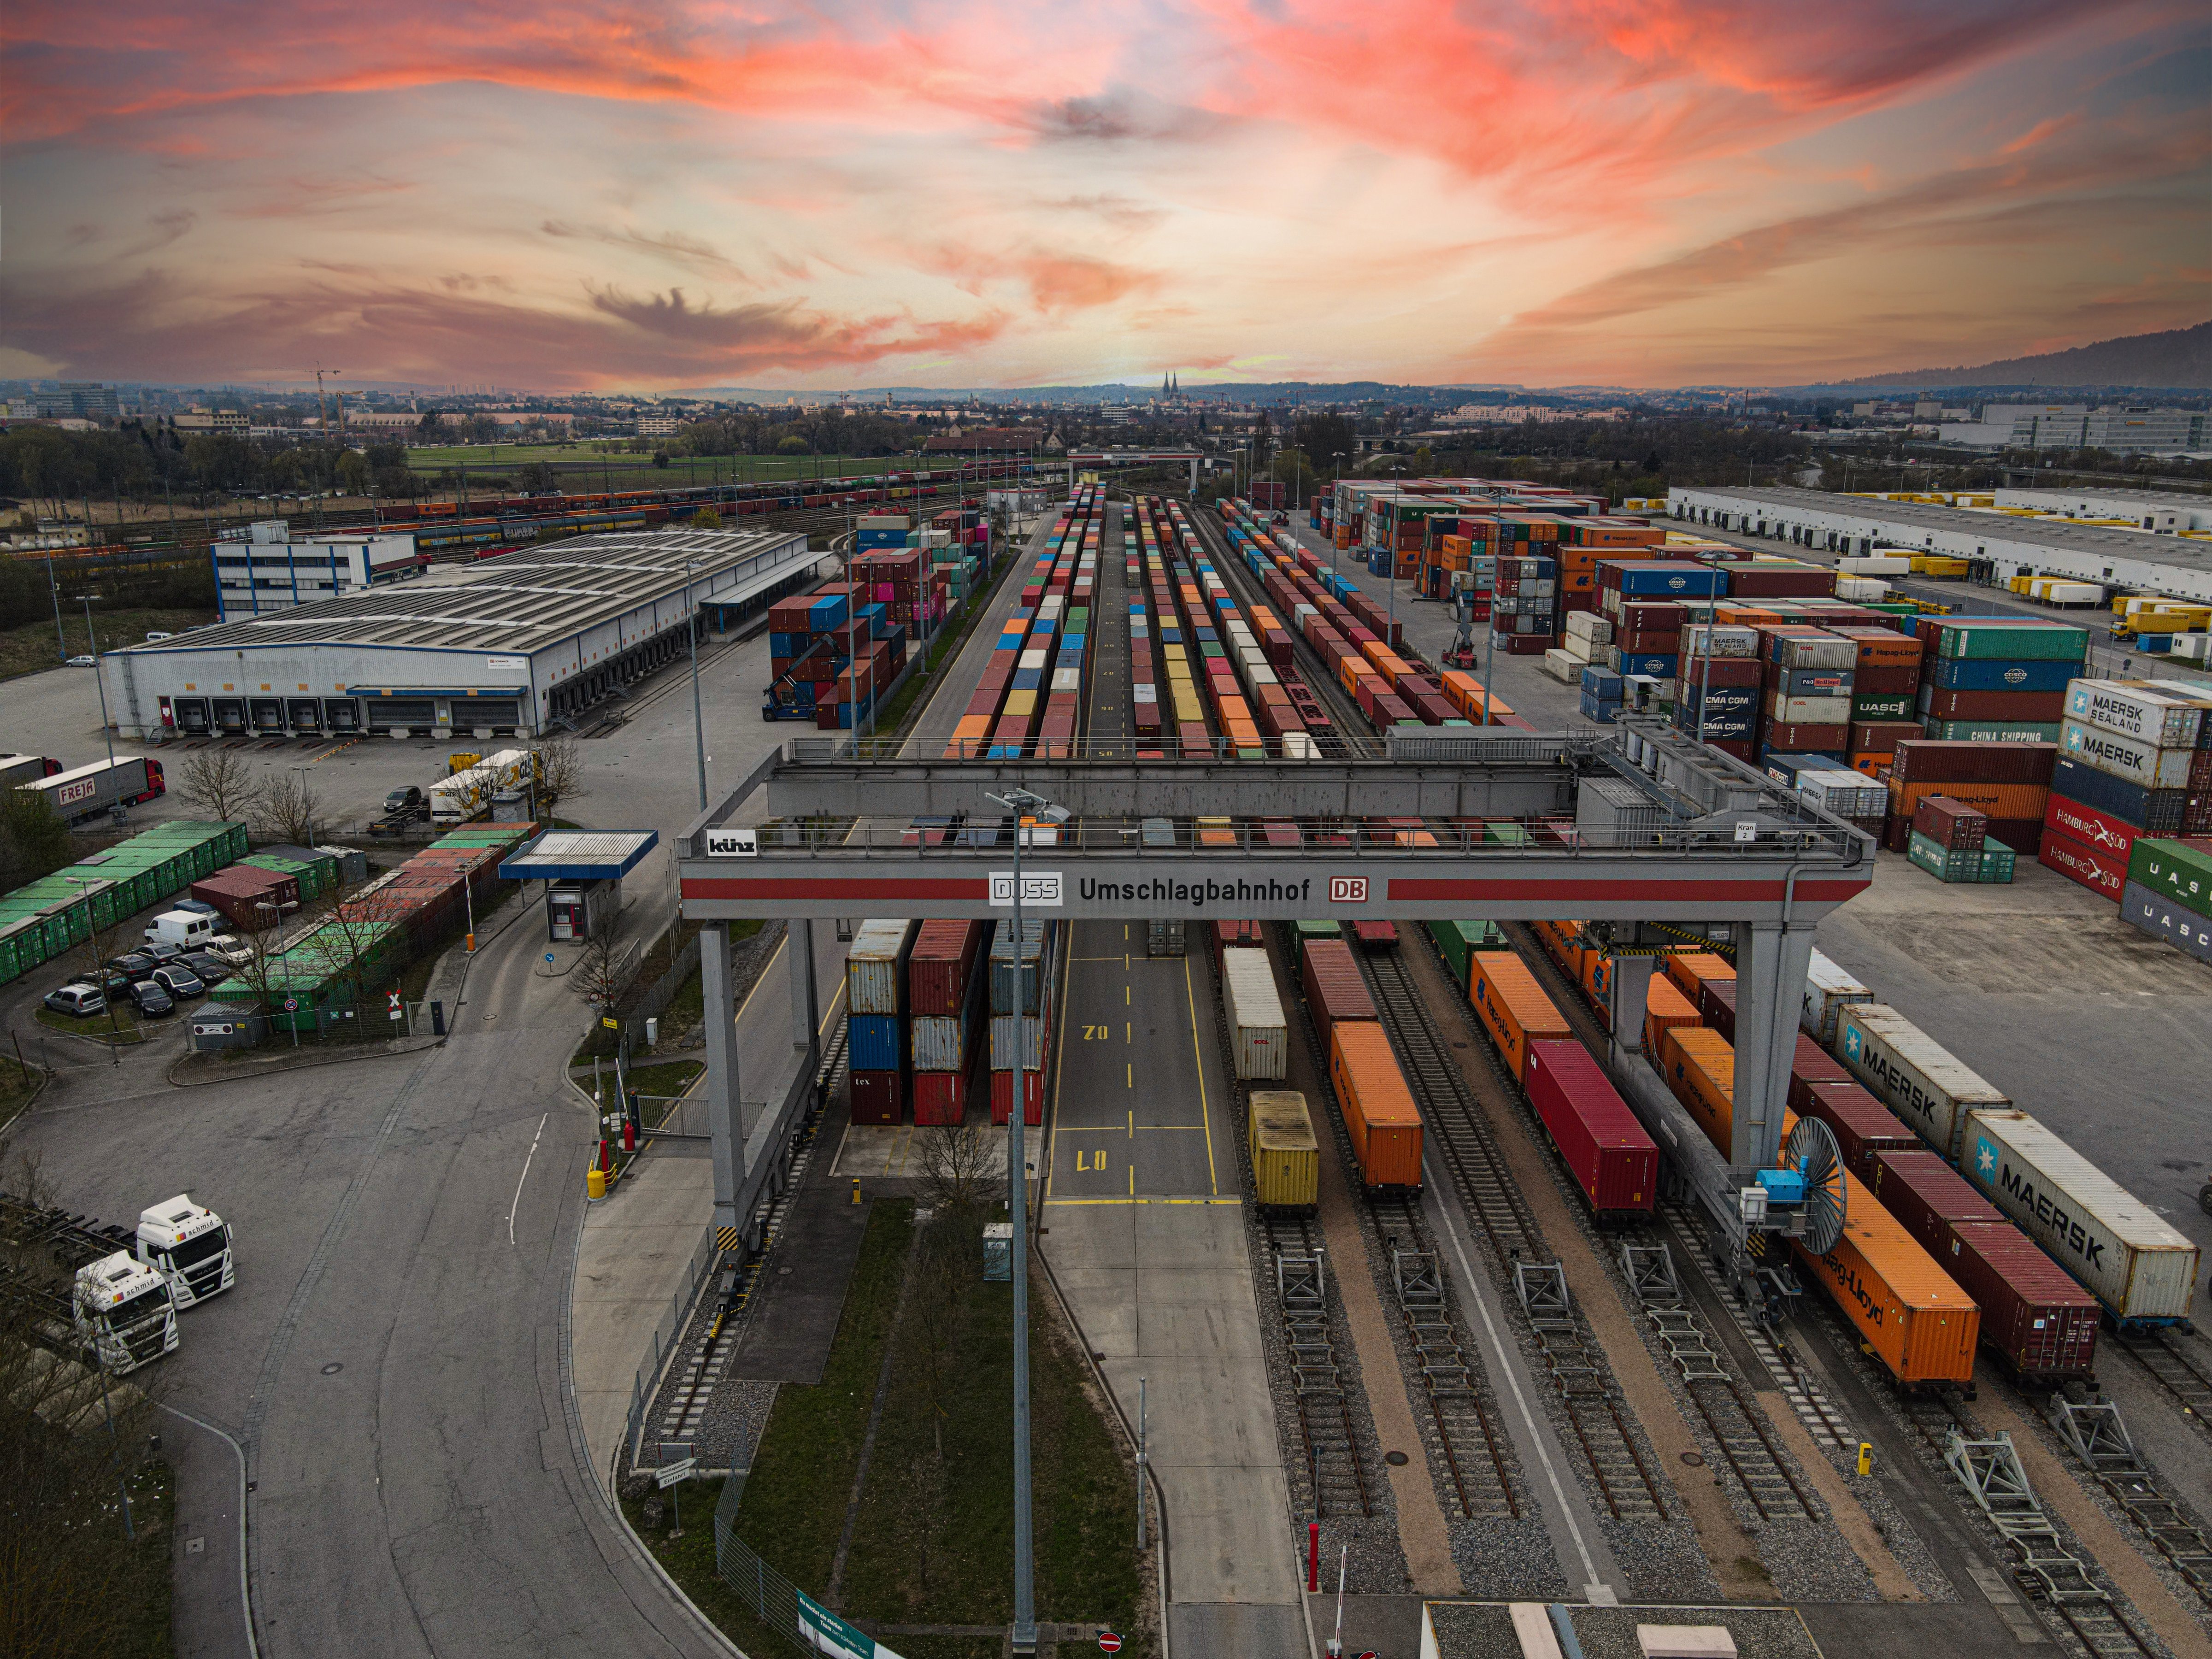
[1220,947,1288,1081]
[1961,1109,2201,1324]
[2064,679,2204,749]
[1247,1090,1318,1212]
[1835,1004,2008,1163]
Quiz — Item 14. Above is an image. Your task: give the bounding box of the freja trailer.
[16,754,165,824]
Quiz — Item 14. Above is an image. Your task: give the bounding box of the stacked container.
[1907,795,2013,884]
[1759,631,1856,764]
[989,918,1054,1125]
[1916,617,2087,744]
[908,919,991,1124]
[845,919,914,1125]
[1671,624,1761,759]
[1881,739,2054,855]
[2041,679,2212,900]
[2120,836,2212,964]
[0,820,248,988]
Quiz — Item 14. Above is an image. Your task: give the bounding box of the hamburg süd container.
[1221,947,1288,1082]
[1800,947,1873,1046]
[1328,1022,1424,1192]
[1940,1221,2100,1382]
[1960,1109,2201,1324]
[1248,1090,1319,1212]
[1468,952,1572,1083]
[1791,1165,1979,1386]
[1524,1041,1657,1218]
[1835,1003,2009,1163]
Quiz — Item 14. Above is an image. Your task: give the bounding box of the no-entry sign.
[1097,1635,1122,1653]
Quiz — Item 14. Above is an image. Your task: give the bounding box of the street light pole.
[685,556,708,811]
[78,596,115,766]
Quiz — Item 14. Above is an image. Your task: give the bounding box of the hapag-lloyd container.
[1800,948,1873,1045]
[1220,947,1288,1082]
[1835,1004,2009,1162]
[2065,680,2204,749]
[2060,719,2194,789]
[1961,1109,2201,1324]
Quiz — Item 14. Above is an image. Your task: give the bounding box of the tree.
[915,1122,1005,1218]
[335,450,370,494]
[255,771,319,847]
[689,506,721,530]
[532,736,583,819]
[570,904,633,1020]
[0,790,73,892]
[173,747,263,825]
[775,433,809,455]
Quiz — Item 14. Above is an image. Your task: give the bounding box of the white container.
[1836,576,1891,602]
[2046,581,2104,606]
[845,918,913,1016]
[1835,1003,2008,1162]
[910,1012,977,1072]
[1682,624,1759,659]
[1563,635,1597,664]
[2059,719,2194,789]
[1961,1109,2200,1322]
[2063,680,2203,749]
[1796,770,1886,818]
[1775,635,1856,671]
[1541,648,1583,684]
[1799,948,1872,1045]
[1768,693,1853,725]
[1839,555,1912,575]
[1565,612,1612,647]
[1220,947,1288,1081]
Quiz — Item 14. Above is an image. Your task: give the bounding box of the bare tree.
[533,736,583,821]
[569,903,633,1019]
[256,770,319,847]
[172,747,264,824]
[914,1122,1006,1218]
[224,896,298,1016]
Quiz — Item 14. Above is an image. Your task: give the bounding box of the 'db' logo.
[1330,877,1368,905]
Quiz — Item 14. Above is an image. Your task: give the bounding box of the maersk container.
[2059,719,2194,790]
[2064,680,2203,749]
[1220,947,1288,1081]
[1800,948,1873,1046]
[1835,1003,2008,1163]
[845,919,915,1016]
[1961,1109,2201,1324]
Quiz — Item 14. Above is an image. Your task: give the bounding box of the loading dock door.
[175,698,210,733]
[324,698,360,732]
[366,698,437,734]
[213,698,247,734]
[286,698,322,730]
[249,698,284,731]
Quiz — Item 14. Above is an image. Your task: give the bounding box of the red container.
[1212,920,1263,963]
[1524,1041,1658,1218]
[1888,741,2057,787]
[1795,1078,1919,1174]
[850,1068,904,1125]
[1352,920,1399,950]
[990,1068,1044,1125]
[2037,828,2127,899]
[1920,688,2065,722]
[1912,795,1988,851]
[1986,818,2042,854]
[2042,793,2141,859]
[1301,938,1377,1038]
[1852,665,1921,694]
[1787,1036,1852,1112]
[190,866,300,928]
[911,1065,972,1126]
[907,919,986,1017]
[1865,1148,2003,1256]
[1679,657,1763,689]
[1764,721,1850,752]
[1850,720,1923,756]
[1941,1221,2100,1382]
[1695,978,1736,1040]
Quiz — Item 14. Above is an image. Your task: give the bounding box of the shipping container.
[1328,1022,1424,1192]
[1248,1090,1319,1212]
[2063,681,2203,749]
[845,919,915,1016]
[1221,947,1288,1081]
[1792,1165,1980,1386]
[908,918,988,1016]
[990,1066,1045,1126]
[1796,1078,1922,1175]
[989,918,1051,1014]
[1960,1109,2200,1324]
[1835,1004,2009,1163]
[1427,918,1508,989]
[1864,1147,2003,1256]
[2127,838,2212,921]
[1659,1026,1737,1154]
[848,1012,904,1072]
[1788,1034,1853,1112]
[2120,881,2212,963]
[2060,720,2194,791]
[1660,951,1734,1001]
[1300,936,1377,1041]
[1800,948,1873,1046]
[1524,1041,1657,1218]
[1939,1222,2100,1382]
[850,1068,904,1125]
[1468,952,1572,1082]
[1641,975,1701,1058]
[911,1063,975,1126]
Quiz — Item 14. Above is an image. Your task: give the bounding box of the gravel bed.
[1596,1514,1723,1603]
[1446,1515,1570,1601]
[693,1377,780,1472]
[1817,1450,1959,1601]
[1426,1600,1822,1659]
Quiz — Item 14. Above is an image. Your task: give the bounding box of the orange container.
[1641,976,1701,1058]
[1835,627,1921,668]
[1468,953,1571,1082]
[1329,1023,1424,1190]
[1339,657,1381,698]
[946,713,994,759]
[1661,951,1735,1001]
[1659,1026,1738,1153]
[1793,1166,1980,1385]
[1884,780,2050,822]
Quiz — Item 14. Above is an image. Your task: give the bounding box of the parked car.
[151,965,204,1000]
[127,980,175,1018]
[181,952,233,987]
[44,983,107,1018]
[144,630,176,641]
[66,654,95,667]
[106,951,159,979]
[384,784,426,815]
[202,937,251,969]
[141,939,186,966]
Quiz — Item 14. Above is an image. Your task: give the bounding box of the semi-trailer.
[16,754,166,824]
[0,1194,179,1375]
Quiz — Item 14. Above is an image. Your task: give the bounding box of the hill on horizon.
[1832,322,2211,390]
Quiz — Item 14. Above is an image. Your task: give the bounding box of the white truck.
[135,1194,235,1307]
[144,909,224,952]
[0,1197,179,1375]
[429,747,537,827]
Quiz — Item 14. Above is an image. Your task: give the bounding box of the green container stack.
[241,848,341,904]
[1906,831,2015,885]
[0,820,247,988]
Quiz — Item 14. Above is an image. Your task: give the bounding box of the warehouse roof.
[1684,486,2212,575]
[113,529,806,656]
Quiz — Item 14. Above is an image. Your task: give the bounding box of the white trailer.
[429,748,536,826]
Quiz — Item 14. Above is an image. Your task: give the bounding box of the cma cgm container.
[1524,1041,1657,1218]
[1328,1022,1423,1192]
[1468,952,1571,1082]
[1961,1109,2201,1325]
[1300,937,1377,1043]
[1248,1090,1319,1212]
[1793,1165,1980,1386]
[1835,1003,2008,1163]
[1939,1222,2100,1382]
[1220,947,1288,1081]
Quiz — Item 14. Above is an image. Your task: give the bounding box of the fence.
[621,1223,722,1471]
[713,1490,880,1658]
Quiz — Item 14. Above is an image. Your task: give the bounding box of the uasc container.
[1792,1164,1979,1386]
[1961,1109,2200,1324]
[1221,947,1288,1081]
[1329,1022,1423,1192]
[1248,1090,1319,1212]
[1468,952,1571,1082]
[1836,1003,2008,1163]
[1524,1041,1657,1218]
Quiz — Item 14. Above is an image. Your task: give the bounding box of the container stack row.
[2038,676,2212,929]
[0,819,250,986]
[990,918,1056,1125]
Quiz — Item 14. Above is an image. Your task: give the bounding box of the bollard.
[624,1118,636,1153]
[1307,1521,1319,1593]
[465,932,477,954]
[1857,1442,1873,1477]
[852,1178,862,1206]
[587,1167,606,1200]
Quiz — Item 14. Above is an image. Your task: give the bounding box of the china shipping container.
[1959,1109,2201,1324]
[1939,1221,2100,1382]
[1300,937,1377,1042]
[1835,1003,2009,1163]
[845,919,915,1016]
[1220,947,1288,1081]
[1248,1090,1319,1212]
[1791,1164,1980,1386]
[1468,952,1572,1083]
[1524,1041,1657,1218]
[1328,1022,1424,1192]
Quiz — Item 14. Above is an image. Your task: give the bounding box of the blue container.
[1011,667,1043,693]
[1579,690,1622,723]
[2140,633,2173,653]
[2049,758,2185,832]
[1580,667,1625,697]
[807,595,849,631]
[1928,656,2076,692]
[833,693,877,729]
[1616,652,1679,678]
[770,631,804,658]
[1617,565,1725,598]
[855,529,909,549]
[848,1013,905,1071]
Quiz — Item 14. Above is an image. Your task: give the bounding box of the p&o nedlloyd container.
[1835,1004,2008,1163]
[1800,948,1873,1046]
[1961,1109,2200,1325]
[1220,947,1288,1081]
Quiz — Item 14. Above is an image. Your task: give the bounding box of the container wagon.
[1835,1003,2009,1163]
[1793,1164,1980,1388]
[1468,951,1572,1083]
[1299,936,1377,1045]
[1327,1022,1423,1194]
[1426,918,1508,991]
[1220,947,1288,1082]
[1248,1090,1319,1213]
[1524,1041,1657,1219]
[19,755,165,824]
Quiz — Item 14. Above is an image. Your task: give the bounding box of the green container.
[1908,830,1980,883]
[1935,621,2089,662]
[1918,718,2062,743]
[1427,919,1508,988]
[1483,822,1532,848]
[1852,693,1916,721]
[1293,919,1341,941]
[1979,846,2016,883]
[2128,839,2212,921]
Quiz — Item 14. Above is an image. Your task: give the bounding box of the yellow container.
[1248,1090,1319,1212]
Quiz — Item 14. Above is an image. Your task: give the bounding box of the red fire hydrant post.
[1307,1521,1320,1593]
[623,1118,636,1153]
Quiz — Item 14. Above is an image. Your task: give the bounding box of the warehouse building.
[1668,485,2212,605]
[212,520,423,620]
[100,528,819,742]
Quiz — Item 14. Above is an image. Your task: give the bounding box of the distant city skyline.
[4,1,2205,392]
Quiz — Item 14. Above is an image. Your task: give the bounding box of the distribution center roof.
[115,529,806,657]
[500,830,659,882]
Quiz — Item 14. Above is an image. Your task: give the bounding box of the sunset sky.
[4,1,2206,393]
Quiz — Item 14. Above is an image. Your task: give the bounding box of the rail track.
[2112,1329,2212,1438]
[1252,1206,1375,1521]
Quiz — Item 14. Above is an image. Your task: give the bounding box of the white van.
[144,909,222,951]
[145,630,176,642]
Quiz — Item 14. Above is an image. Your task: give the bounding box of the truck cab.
[135,1195,235,1306]
[73,1251,180,1373]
